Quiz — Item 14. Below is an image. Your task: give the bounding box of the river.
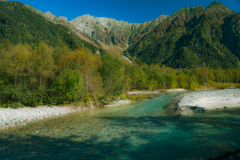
[1,93,240,159]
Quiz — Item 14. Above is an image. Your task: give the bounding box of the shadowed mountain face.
[125,2,240,69]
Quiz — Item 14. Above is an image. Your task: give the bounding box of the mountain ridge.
[124,2,240,69]
[24,3,168,52]
[1,0,239,69]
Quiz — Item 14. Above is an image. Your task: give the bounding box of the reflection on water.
[0,93,240,160]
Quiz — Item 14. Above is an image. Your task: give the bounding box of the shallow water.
[1,93,240,160]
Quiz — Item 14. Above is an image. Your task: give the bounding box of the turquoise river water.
[0,93,240,160]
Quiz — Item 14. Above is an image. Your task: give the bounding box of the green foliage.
[0,41,240,108]
[100,53,125,95]
[189,75,199,90]
[236,84,240,88]
[165,73,178,89]
[50,67,83,104]
[0,1,98,52]
[0,84,49,107]
[125,3,239,69]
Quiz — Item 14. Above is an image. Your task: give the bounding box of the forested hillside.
[125,2,240,69]
[0,41,240,107]
[0,1,98,52]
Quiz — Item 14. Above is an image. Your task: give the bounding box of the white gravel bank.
[178,89,240,109]
[0,106,77,130]
[168,89,240,115]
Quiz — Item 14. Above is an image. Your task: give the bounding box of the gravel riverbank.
[0,99,135,130]
[167,88,240,116]
[0,106,79,130]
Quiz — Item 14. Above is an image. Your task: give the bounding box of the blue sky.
[9,0,240,23]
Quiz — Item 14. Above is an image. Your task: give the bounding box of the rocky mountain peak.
[70,14,168,48]
[59,16,68,22]
[43,11,56,21]
[24,3,168,50]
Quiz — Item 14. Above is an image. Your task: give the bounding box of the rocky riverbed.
[105,100,133,107]
[167,88,240,116]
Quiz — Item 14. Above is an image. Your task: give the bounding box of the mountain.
[2,0,238,69]
[24,4,168,53]
[70,14,168,49]
[25,5,102,48]
[125,2,240,69]
[0,1,98,52]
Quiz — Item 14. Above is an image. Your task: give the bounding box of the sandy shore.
[167,89,240,115]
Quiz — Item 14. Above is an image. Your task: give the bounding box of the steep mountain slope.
[0,1,98,52]
[25,3,168,53]
[129,15,168,46]
[70,14,168,49]
[125,2,240,69]
[25,5,102,48]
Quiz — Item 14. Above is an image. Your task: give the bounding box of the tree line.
[0,41,240,108]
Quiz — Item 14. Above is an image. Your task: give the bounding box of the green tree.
[30,41,55,87]
[50,67,83,104]
[100,53,125,95]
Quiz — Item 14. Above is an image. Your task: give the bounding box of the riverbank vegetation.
[0,41,240,108]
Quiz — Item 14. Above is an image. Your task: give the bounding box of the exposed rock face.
[25,4,168,50]
[43,11,56,21]
[70,14,135,47]
[59,16,68,22]
[25,5,102,47]
[70,14,168,48]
